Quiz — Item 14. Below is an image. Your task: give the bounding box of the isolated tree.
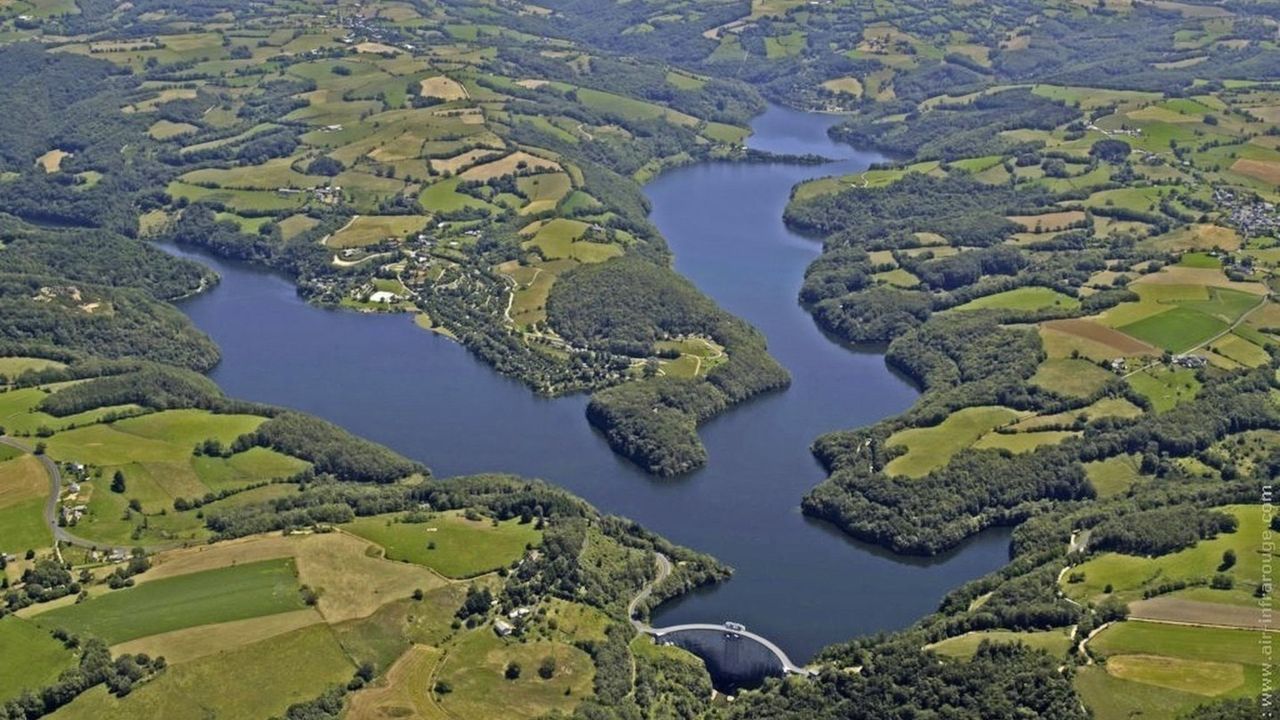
[538,656,556,679]
[1220,549,1237,571]
[111,470,126,494]
[505,662,521,680]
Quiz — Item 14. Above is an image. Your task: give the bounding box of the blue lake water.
[167,104,1011,665]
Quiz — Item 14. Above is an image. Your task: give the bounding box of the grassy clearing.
[436,629,593,720]
[50,624,355,720]
[522,219,622,263]
[1126,366,1200,412]
[344,510,541,578]
[0,616,74,703]
[885,406,1025,478]
[972,430,1077,453]
[0,455,51,555]
[327,215,428,248]
[1085,454,1146,497]
[346,644,448,720]
[1030,358,1116,398]
[926,628,1074,660]
[1063,505,1267,607]
[0,357,66,377]
[36,558,306,644]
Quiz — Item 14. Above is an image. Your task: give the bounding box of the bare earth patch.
[1230,158,1280,185]
[1041,319,1158,356]
[460,151,560,181]
[1129,597,1271,630]
[419,76,468,101]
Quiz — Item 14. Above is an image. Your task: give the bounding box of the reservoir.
[167,104,1012,668]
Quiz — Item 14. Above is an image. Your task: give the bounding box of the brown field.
[1230,158,1280,185]
[0,455,45,508]
[345,644,449,720]
[1041,319,1158,357]
[356,42,403,55]
[431,148,503,174]
[1133,266,1269,295]
[1007,210,1086,232]
[1149,224,1242,252]
[419,76,468,101]
[110,609,325,664]
[1246,105,1280,123]
[1129,597,1271,630]
[516,79,549,89]
[460,151,560,181]
[142,532,448,622]
[36,149,70,173]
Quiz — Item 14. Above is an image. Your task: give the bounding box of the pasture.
[49,625,355,720]
[0,616,74,703]
[36,558,307,644]
[522,219,623,263]
[1084,454,1145,497]
[327,215,428,248]
[1062,505,1265,607]
[344,510,542,578]
[926,628,1073,660]
[435,630,594,720]
[1077,621,1265,720]
[953,287,1080,313]
[0,454,51,554]
[1126,366,1200,412]
[884,406,1025,478]
[1030,358,1116,398]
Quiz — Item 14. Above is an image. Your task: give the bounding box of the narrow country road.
[0,436,130,554]
[628,552,673,630]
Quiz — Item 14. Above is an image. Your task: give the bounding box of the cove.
[165,104,1011,669]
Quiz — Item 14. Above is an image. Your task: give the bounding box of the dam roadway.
[628,553,814,677]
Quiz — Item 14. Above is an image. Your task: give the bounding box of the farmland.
[343,510,543,578]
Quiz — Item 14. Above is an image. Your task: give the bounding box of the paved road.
[0,436,130,553]
[627,552,813,676]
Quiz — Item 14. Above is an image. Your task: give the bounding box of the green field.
[953,287,1080,313]
[1126,367,1200,412]
[1084,454,1146,497]
[436,629,594,720]
[1063,505,1266,606]
[36,558,307,644]
[1077,621,1267,719]
[0,454,52,554]
[927,628,1074,660]
[0,616,75,702]
[344,511,542,578]
[48,624,354,720]
[1030,358,1116,398]
[1119,306,1227,352]
[0,356,66,378]
[885,406,1024,478]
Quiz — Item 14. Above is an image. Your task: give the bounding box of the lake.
[167,104,1011,668]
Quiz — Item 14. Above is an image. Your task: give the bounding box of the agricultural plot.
[1029,358,1117,398]
[35,558,308,644]
[1039,319,1157,360]
[49,625,355,720]
[1126,366,1200,412]
[522,219,623,263]
[327,215,429,249]
[884,406,1026,478]
[0,616,74,703]
[1084,454,1146,497]
[926,628,1073,660]
[0,454,51,554]
[1062,505,1265,608]
[1077,622,1266,720]
[435,630,594,720]
[344,510,542,578]
[952,287,1080,313]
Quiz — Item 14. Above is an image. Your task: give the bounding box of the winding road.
[628,552,813,677]
[0,436,130,554]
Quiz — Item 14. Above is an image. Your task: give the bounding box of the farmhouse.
[1172,354,1207,369]
[493,619,514,636]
